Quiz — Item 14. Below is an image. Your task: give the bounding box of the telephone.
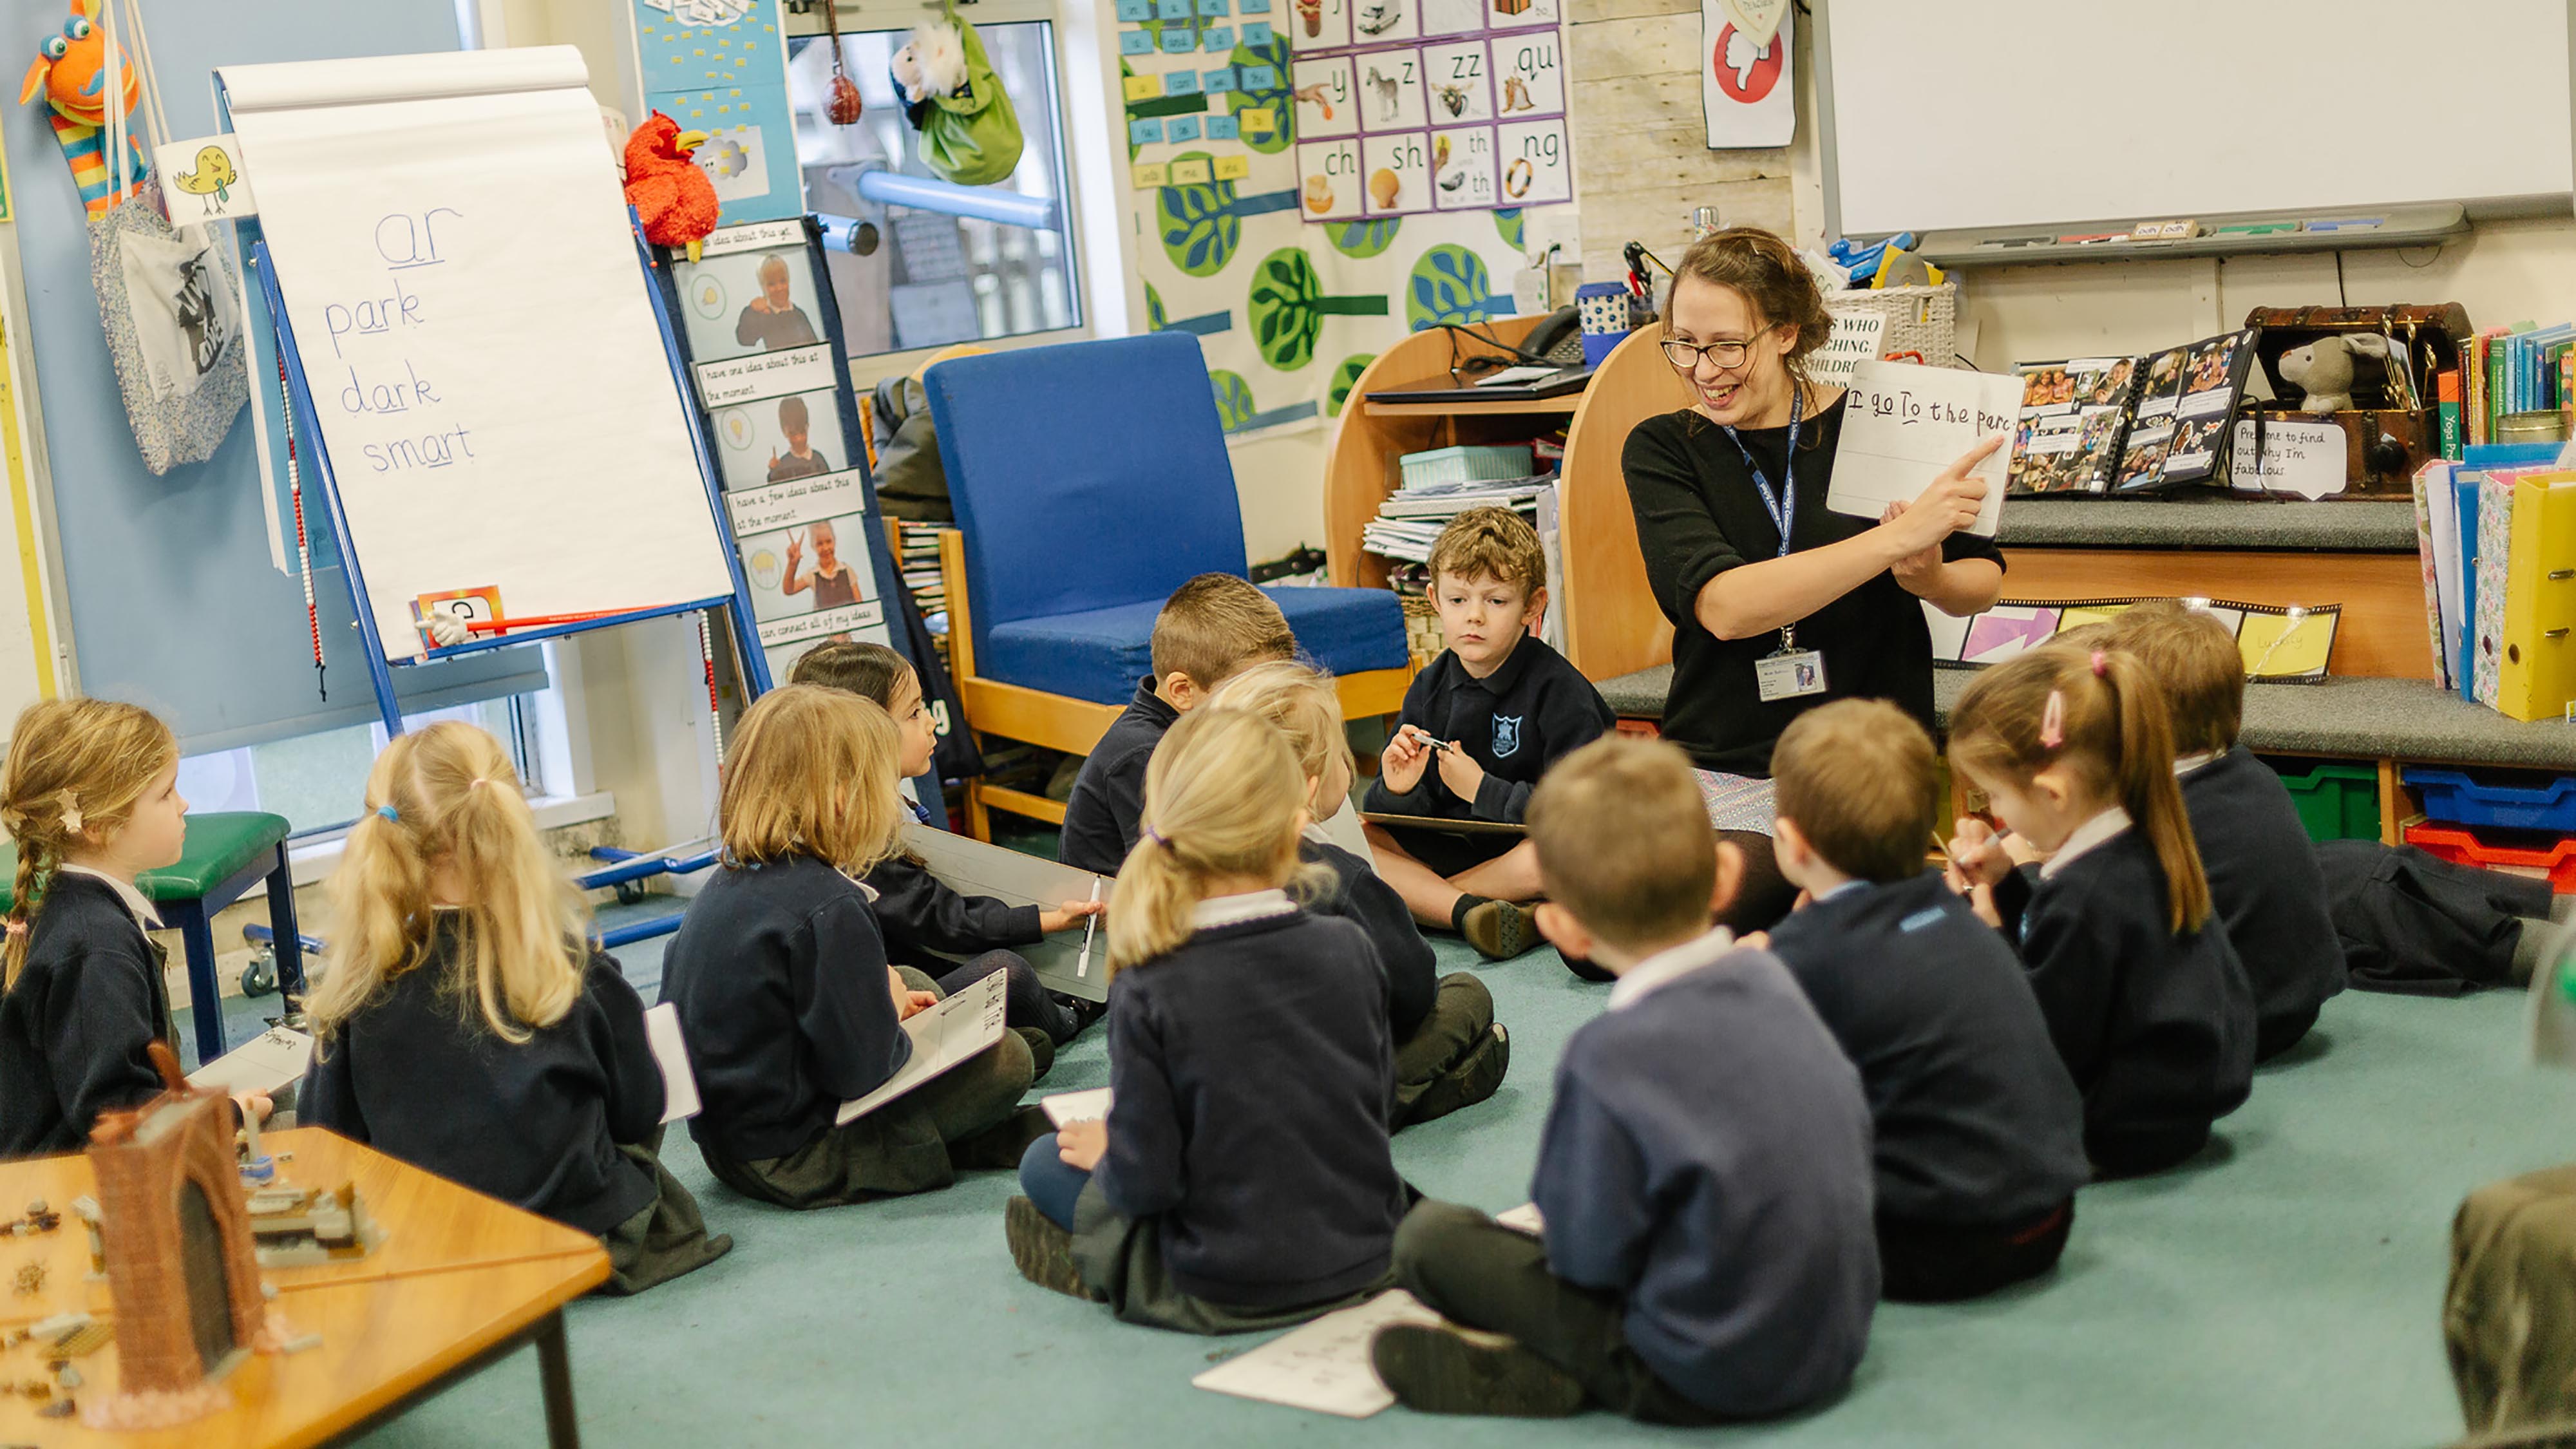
[1524,305,1584,367]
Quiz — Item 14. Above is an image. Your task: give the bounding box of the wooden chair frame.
[936,529,1413,839]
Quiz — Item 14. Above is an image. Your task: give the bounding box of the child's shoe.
[1370,1322,1585,1417]
[1460,899,1537,961]
[1005,1195,1097,1300]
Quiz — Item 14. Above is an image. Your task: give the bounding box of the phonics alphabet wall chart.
[1285,0,1569,217]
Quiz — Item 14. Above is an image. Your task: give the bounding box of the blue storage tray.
[2404,767,2576,833]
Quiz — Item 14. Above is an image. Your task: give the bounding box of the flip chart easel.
[246,231,768,737]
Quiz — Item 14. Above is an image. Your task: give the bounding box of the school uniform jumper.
[1301,834,1501,1127]
[1360,635,1615,875]
[0,871,176,1161]
[298,925,728,1294]
[862,851,1080,1043]
[2179,746,2346,1058]
[658,853,1033,1208]
[1764,873,2088,1301]
[1057,677,1179,875]
[1996,812,2257,1177]
[1393,932,1878,1423]
[1039,894,1410,1332]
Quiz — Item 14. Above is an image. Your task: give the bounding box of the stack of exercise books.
[1361,474,1567,653]
[2454,321,2576,451]
[894,522,948,652]
[2006,330,2258,496]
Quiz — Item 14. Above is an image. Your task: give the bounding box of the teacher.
[1621,228,2005,929]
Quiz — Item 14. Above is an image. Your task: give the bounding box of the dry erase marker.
[1075,877,1103,978]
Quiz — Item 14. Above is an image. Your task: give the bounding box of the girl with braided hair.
[0,699,262,1158]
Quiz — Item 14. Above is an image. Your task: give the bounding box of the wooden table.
[0,1128,607,1448]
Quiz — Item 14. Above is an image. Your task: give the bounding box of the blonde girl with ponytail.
[299,722,731,1294]
[1008,706,1410,1332]
[0,699,227,1159]
[1945,645,2257,1178]
[1207,663,1510,1128]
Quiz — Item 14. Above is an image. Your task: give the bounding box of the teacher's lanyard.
[1721,382,1803,653]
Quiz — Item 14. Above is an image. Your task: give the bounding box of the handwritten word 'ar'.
[376,208,462,271]
[1860,388,2012,434]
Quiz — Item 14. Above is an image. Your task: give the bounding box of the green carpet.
[338,932,2576,1448]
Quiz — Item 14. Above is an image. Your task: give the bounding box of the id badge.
[1756,649,1827,703]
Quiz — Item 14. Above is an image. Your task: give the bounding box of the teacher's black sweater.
[300,927,662,1236]
[0,875,172,1160]
[659,855,913,1162]
[1622,399,2005,775]
[1092,907,1406,1309]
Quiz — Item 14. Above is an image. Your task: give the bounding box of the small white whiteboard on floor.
[1192,1290,1445,1417]
[1828,360,2019,538]
[902,822,1110,1003]
[836,968,1009,1124]
[218,48,735,661]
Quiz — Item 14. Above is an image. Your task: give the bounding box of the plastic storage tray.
[1398,444,1537,490]
[2266,759,2380,842]
[2404,768,2576,833]
[2401,823,2576,893]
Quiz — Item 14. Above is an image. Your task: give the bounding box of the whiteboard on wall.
[1821,0,2573,236]
[218,47,735,663]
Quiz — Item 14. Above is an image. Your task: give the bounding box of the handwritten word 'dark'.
[1859,388,2012,434]
[340,361,440,417]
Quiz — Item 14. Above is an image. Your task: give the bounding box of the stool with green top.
[0,811,305,1065]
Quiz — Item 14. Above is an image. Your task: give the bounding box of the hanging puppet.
[19,0,146,216]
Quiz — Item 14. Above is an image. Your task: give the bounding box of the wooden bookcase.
[1324,317,1687,681]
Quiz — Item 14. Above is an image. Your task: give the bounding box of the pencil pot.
[1577,282,1645,368]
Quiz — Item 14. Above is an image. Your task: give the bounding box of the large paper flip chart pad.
[220,48,734,661]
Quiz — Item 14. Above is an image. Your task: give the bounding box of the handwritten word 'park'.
[1861,389,2013,435]
[323,208,475,475]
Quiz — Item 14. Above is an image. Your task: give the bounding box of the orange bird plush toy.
[622,113,719,261]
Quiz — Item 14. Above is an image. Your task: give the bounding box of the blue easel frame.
[243,227,771,738]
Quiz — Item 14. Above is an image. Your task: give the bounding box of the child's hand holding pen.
[1380,724,1442,794]
[1942,818,2017,891]
[1040,897,1106,934]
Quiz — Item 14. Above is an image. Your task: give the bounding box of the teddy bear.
[2276,336,2360,413]
[891,19,967,106]
[2276,334,2394,414]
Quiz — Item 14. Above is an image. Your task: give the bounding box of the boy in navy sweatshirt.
[1057,574,1295,874]
[2096,602,2344,1057]
[1374,736,1876,1421]
[1754,700,2087,1302]
[1363,507,1615,960]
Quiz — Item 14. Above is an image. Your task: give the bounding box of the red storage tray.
[2401,823,2576,893]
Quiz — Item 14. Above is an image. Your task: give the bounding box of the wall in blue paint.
[5,0,549,752]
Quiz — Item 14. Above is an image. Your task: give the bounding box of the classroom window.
[177,692,547,841]
[787,22,1083,360]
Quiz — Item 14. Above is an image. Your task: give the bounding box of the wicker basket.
[1827,282,1960,366]
[1399,592,1446,668]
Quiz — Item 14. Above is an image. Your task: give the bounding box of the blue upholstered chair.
[924,332,1412,837]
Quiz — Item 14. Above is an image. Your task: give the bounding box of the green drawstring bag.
[897,6,1024,187]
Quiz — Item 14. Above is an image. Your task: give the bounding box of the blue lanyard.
[1719,383,1803,560]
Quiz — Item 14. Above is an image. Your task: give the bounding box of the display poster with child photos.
[672,221,894,686]
[1118,0,1574,439]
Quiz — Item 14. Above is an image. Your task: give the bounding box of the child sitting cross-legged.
[1363,506,1616,962]
[2090,601,2345,1059]
[1208,661,1510,1127]
[1754,698,2087,1302]
[660,685,1048,1209]
[1371,735,1877,1422]
[1006,706,1409,1332]
[791,639,1102,1048]
[1946,644,2257,1177]
[300,723,730,1294]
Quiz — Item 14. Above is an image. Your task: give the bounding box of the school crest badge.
[1492,714,1522,758]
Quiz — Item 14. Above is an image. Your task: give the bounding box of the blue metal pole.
[833,167,1061,231]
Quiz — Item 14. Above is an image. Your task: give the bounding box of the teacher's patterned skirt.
[1693,771,1777,836]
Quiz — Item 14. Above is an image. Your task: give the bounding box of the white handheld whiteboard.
[1821,0,2572,236]
[219,48,735,662]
